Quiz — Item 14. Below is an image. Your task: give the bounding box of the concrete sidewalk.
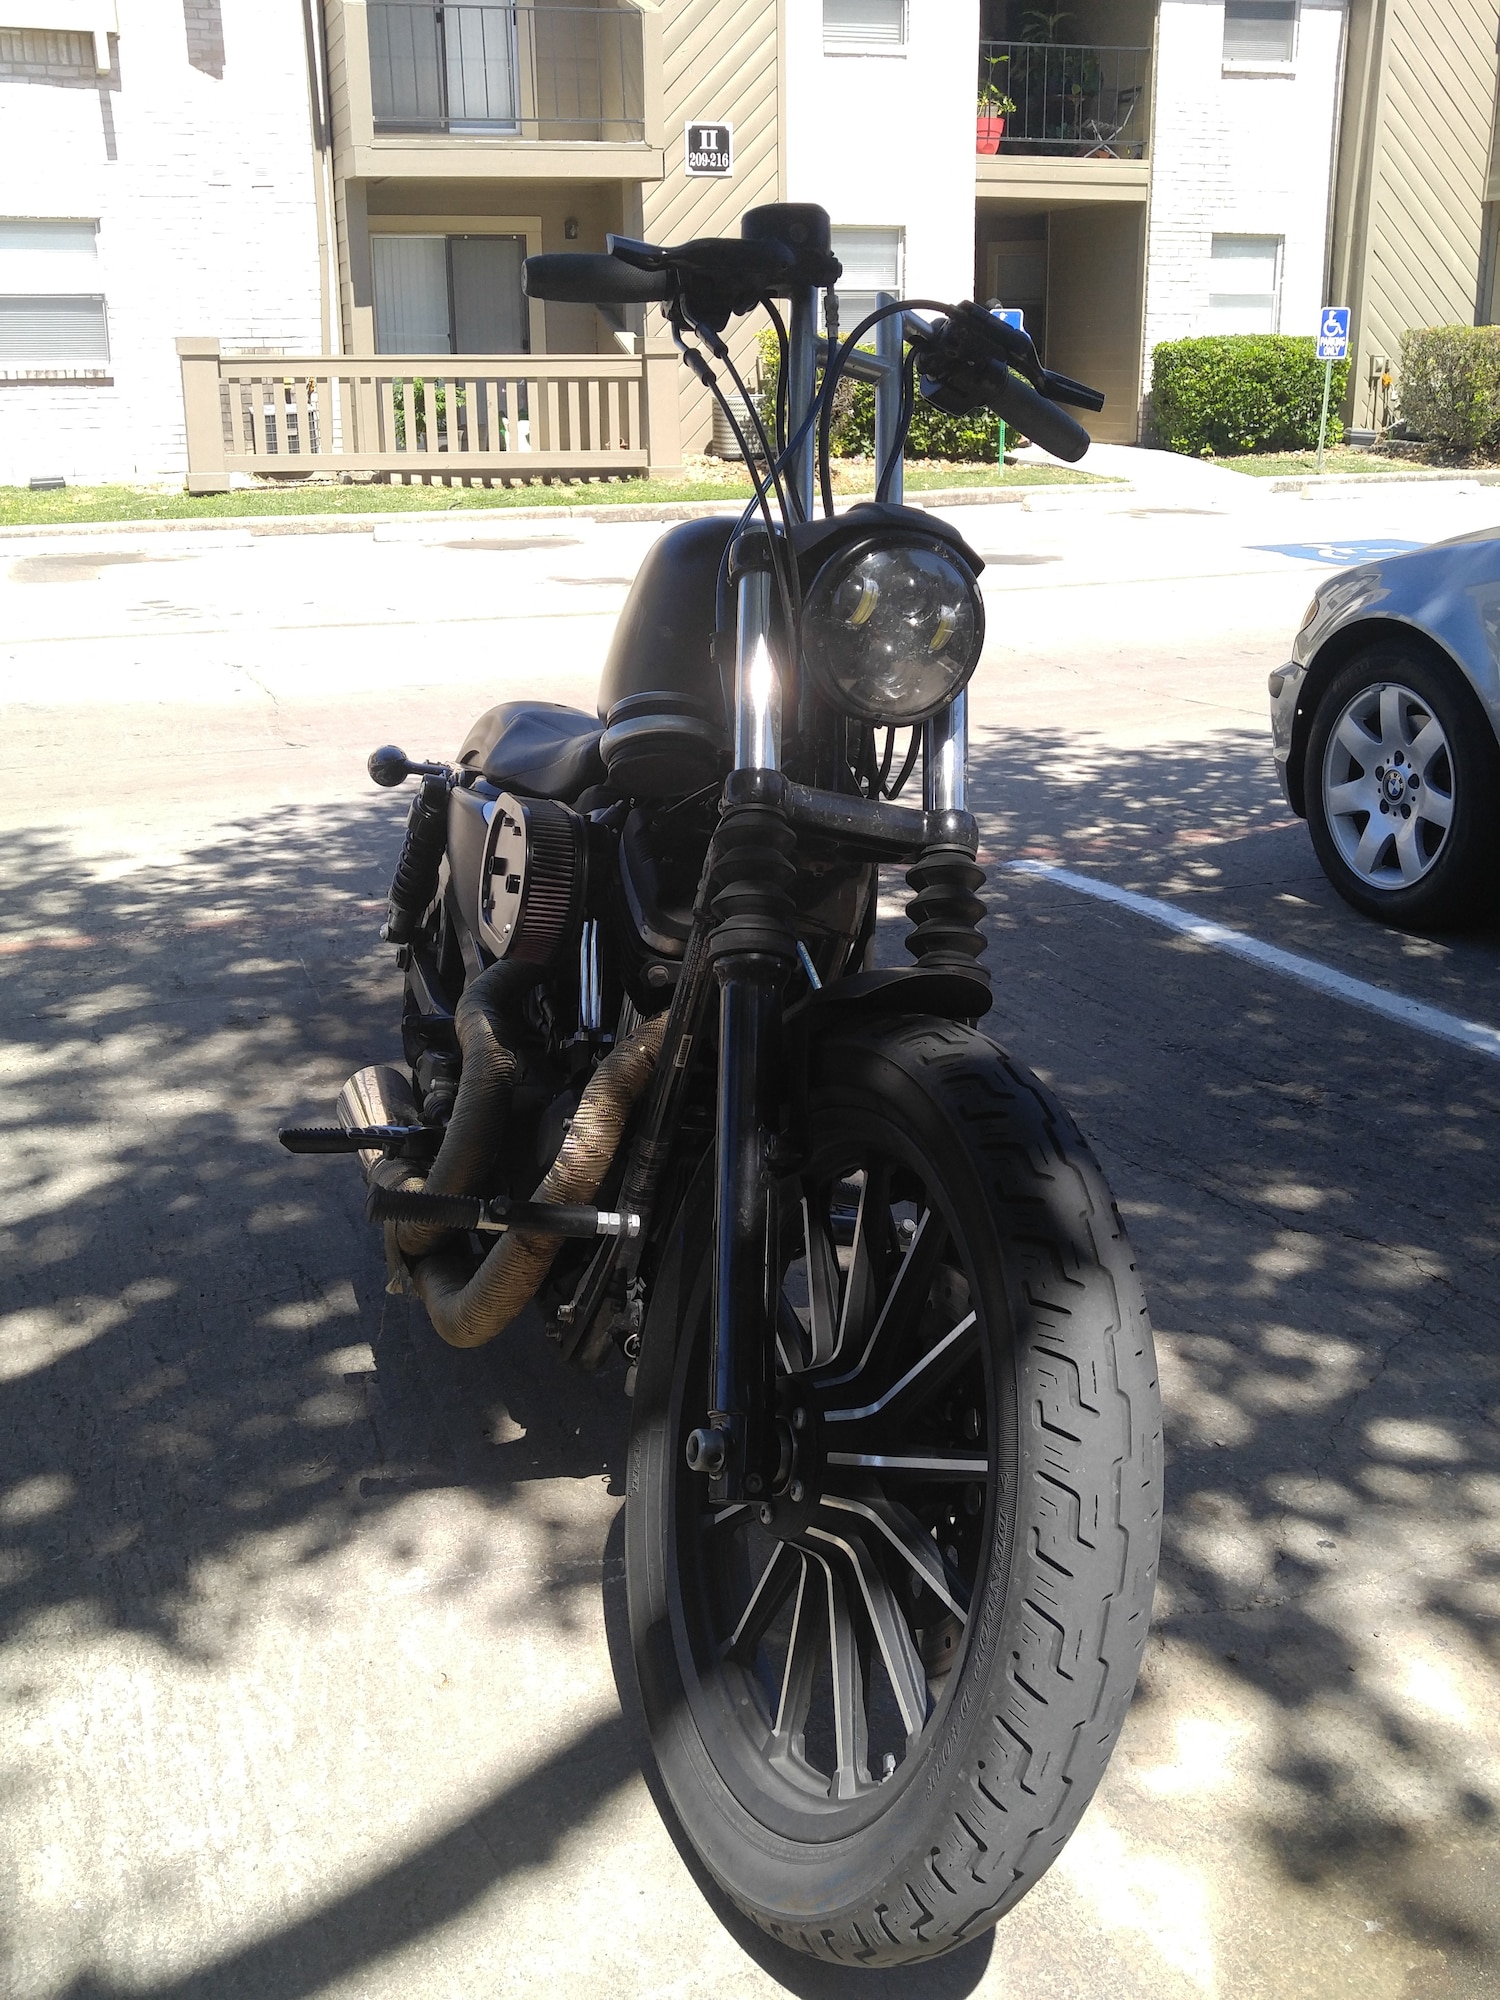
[2,445,1494,555]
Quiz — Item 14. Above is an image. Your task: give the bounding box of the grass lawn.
[1216,446,1457,478]
[0,460,1107,529]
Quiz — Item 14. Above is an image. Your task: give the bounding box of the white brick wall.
[1143,0,1346,393]
[0,0,322,486]
[785,0,979,314]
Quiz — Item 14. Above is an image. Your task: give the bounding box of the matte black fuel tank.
[596,514,735,726]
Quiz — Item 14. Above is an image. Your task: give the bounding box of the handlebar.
[523,254,671,306]
[521,216,1103,466]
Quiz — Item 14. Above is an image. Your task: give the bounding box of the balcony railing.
[369,2,645,142]
[175,339,685,492]
[977,40,1149,158]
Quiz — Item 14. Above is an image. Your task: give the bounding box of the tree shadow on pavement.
[962,724,1500,1993]
[0,796,991,2000]
[5,722,1500,1995]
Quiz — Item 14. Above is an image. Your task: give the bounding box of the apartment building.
[0,2,325,485]
[3,0,1498,487]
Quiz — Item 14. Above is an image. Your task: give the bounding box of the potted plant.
[977,56,1016,153]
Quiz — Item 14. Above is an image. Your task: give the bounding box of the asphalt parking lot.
[2,477,1499,1999]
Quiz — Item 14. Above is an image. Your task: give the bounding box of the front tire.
[625,1018,1161,1965]
[1304,645,1500,929]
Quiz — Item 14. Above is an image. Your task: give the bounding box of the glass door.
[372,234,529,354]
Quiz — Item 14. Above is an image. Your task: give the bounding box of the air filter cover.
[476,791,588,963]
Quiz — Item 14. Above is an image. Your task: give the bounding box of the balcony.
[977,40,1150,158]
[368,1,645,143]
[175,338,685,492]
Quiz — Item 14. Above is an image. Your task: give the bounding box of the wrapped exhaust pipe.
[410,1010,668,1350]
[392,959,540,1261]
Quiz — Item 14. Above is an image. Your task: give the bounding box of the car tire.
[1303,643,1500,929]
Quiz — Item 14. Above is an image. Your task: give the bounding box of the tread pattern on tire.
[629,1016,1163,1966]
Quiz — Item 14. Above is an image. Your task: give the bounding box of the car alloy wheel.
[1321,679,1454,891]
[1303,644,1500,928]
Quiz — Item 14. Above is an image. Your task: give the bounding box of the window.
[1206,235,1282,334]
[1223,0,1297,64]
[823,0,905,53]
[372,234,528,354]
[829,226,903,331]
[369,0,518,131]
[0,219,108,369]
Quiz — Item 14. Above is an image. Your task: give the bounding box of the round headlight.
[802,536,984,726]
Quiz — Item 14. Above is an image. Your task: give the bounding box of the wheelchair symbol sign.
[1316,306,1350,360]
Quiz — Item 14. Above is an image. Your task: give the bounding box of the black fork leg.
[692,795,798,1504]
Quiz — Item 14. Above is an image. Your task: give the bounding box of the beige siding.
[324,0,356,348]
[1045,205,1147,446]
[1332,0,1500,427]
[325,0,350,152]
[643,0,781,450]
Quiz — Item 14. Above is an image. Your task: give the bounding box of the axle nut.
[685,1427,728,1477]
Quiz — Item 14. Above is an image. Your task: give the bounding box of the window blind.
[0,296,109,365]
[1223,1,1296,64]
[823,0,905,50]
[1205,235,1282,334]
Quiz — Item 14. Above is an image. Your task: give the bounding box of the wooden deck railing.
[176,340,683,493]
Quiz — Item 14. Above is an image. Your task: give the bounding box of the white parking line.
[1005,859,1500,1063]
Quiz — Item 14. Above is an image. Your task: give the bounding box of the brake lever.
[1040,368,1106,414]
[913,303,1105,417]
[606,233,669,270]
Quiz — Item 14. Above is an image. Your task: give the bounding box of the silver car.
[1270,526,1500,927]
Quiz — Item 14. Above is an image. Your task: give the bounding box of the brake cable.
[762,295,790,458]
[815,297,952,520]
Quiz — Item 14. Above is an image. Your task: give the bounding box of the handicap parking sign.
[995,307,1025,330]
[1316,306,1350,361]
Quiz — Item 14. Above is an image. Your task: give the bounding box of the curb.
[1265,468,1500,494]
[0,479,1129,549]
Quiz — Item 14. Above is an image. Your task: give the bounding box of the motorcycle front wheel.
[625,1016,1162,1965]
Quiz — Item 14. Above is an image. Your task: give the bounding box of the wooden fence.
[176,339,683,493]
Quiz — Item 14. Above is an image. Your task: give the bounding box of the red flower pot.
[976,113,1007,154]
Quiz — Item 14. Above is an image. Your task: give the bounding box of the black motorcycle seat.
[457,701,605,801]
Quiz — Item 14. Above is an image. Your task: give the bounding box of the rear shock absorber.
[382,774,451,946]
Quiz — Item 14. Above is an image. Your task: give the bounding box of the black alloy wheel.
[626,1018,1161,1965]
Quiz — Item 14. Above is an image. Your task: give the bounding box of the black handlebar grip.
[982,362,1092,464]
[522,253,671,305]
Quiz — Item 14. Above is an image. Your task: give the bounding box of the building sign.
[685,122,733,176]
[1316,306,1350,361]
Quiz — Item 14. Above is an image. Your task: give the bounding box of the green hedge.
[756,331,1001,463]
[1397,325,1500,452]
[1149,335,1348,456]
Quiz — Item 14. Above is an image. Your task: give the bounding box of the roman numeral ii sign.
[685,122,733,176]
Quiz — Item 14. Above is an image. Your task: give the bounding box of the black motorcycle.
[282,203,1162,1966]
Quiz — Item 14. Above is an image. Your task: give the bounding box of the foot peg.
[278,1123,437,1156]
[366,1184,641,1241]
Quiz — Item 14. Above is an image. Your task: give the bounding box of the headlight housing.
[801,534,984,726]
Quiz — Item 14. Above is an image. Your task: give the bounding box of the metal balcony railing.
[977,40,1150,158]
[369,2,645,142]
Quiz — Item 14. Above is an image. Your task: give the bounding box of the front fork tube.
[692,559,797,1504]
[707,960,787,1504]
